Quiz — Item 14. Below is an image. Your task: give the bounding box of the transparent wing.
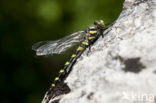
[32,31,86,56]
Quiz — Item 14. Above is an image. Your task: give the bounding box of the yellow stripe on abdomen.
[82,42,89,46]
[88,37,95,40]
[71,54,76,58]
[55,77,59,81]
[65,61,70,65]
[51,83,55,87]
[59,69,64,73]
[77,46,84,51]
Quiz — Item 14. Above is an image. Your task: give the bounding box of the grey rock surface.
[43,0,156,103]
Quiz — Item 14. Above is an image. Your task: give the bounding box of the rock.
[43,0,156,103]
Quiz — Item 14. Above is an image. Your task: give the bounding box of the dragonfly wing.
[32,31,86,56]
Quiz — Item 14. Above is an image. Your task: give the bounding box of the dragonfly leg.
[102,33,104,38]
[87,45,92,56]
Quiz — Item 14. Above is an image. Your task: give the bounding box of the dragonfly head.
[94,20,105,29]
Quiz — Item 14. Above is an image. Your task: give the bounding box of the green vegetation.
[0,0,124,103]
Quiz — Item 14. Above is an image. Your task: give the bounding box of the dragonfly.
[32,20,108,102]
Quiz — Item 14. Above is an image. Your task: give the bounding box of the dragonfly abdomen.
[50,42,88,90]
[49,27,101,93]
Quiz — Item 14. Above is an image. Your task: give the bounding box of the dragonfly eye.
[94,20,105,29]
[100,20,104,26]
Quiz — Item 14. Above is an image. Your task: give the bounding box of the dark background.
[0,0,124,103]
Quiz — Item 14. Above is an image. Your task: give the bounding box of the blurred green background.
[0,0,124,103]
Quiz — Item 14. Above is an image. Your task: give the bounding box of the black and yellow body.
[47,20,105,96]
